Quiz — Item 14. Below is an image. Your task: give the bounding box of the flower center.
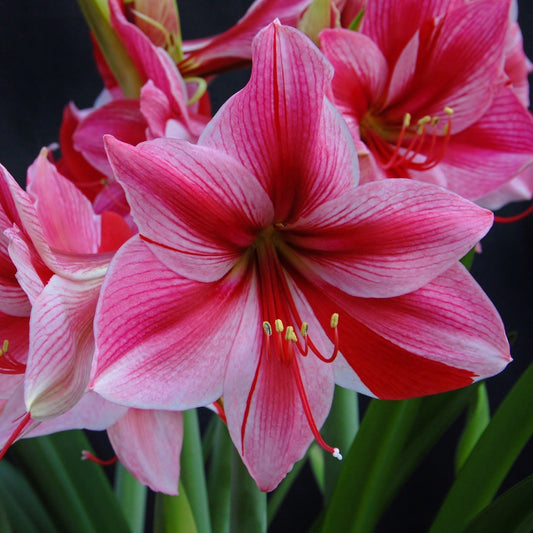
[0,340,26,375]
[362,107,454,175]
[240,233,343,461]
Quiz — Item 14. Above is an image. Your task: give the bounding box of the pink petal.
[296,264,510,400]
[180,0,312,76]
[362,0,451,66]
[26,150,101,254]
[73,99,148,177]
[91,237,260,410]
[104,136,273,282]
[320,29,389,121]
[383,0,510,130]
[108,408,183,495]
[24,274,102,419]
[431,87,533,200]
[224,327,334,491]
[286,179,493,297]
[202,21,358,221]
[27,392,128,436]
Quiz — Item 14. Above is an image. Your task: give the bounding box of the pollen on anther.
[330,313,339,328]
[263,321,272,336]
[332,447,343,461]
[403,113,411,127]
[275,319,284,333]
[444,106,454,115]
[301,322,309,337]
[2,340,9,353]
[285,326,297,342]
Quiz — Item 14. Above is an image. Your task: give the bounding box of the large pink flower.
[319,0,533,203]
[91,22,509,490]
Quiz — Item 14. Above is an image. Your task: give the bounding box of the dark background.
[0,1,531,531]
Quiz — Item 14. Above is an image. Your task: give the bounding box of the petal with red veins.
[92,237,260,410]
[433,87,533,201]
[286,179,493,298]
[202,22,357,221]
[73,99,148,177]
[295,264,510,400]
[108,408,183,495]
[104,137,273,282]
[320,29,389,122]
[24,274,103,419]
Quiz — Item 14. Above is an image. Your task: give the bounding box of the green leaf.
[455,383,490,473]
[348,9,366,31]
[321,398,421,533]
[429,363,533,533]
[76,0,143,98]
[321,387,358,504]
[460,247,476,270]
[181,410,212,533]
[11,431,129,533]
[462,473,533,533]
[206,417,232,533]
[114,463,147,533]
[308,443,325,493]
[0,461,56,532]
[230,445,266,533]
[380,387,474,511]
[153,482,198,533]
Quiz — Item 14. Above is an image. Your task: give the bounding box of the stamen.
[302,314,340,363]
[81,450,118,466]
[380,106,454,173]
[494,202,533,224]
[263,321,272,336]
[0,340,26,375]
[0,412,32,461]
[291,359,342,461]
[275,319,284,333]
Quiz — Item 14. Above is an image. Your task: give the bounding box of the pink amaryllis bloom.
[319,0,533,203]
[91,22,510,491]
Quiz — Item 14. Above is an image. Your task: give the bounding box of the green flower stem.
[206,417,232,533]
[230,445,267,533]
[153,482,197,533]
[114,463,147,533]
[321,387,359,504]
[181,410,212,533]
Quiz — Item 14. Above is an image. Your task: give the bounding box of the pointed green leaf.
[0,461,56,533]
[181,410,212,533]
[153,482,198,533]
[230,445,266,533]
[455,383,490,473]
[430,363,533,533]
[462,473,533,533]
[321,398,421,533]
[11,431,129,533]
[115,463,147,533]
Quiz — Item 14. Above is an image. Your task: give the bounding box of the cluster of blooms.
[0,0,531,494]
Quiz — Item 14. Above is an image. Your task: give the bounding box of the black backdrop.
[0,1,532,531]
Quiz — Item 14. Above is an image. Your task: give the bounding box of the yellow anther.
[416,115,431,135]
[285,326,298,342]
[444,106,454,115]
[2,340,8,353]
[263,321,272,336]
[275,319,284,333]
[301,322,309,337]
[431,116,440,127]
[330,313,339,328]
[442,124,450,136]
[403,113,412,127]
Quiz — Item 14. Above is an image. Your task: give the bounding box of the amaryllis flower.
[91,22,510,490]
[319,0,533,203]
